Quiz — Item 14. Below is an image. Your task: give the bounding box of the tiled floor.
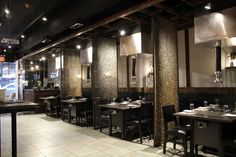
[0,114,216,157]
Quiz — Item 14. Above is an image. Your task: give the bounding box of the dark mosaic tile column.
[61,48,82,97]
[92,36,118,128]
[152,16,179,146]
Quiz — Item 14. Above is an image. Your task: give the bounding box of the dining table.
[99,101,152,139]
[0,101,39,157]
[61,98,87,125]
[174,106,236,157]
[40,96,59,117]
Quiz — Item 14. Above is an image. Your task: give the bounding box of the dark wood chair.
[124,102,153,143]
[78,98,93,127]
[45,96,61,117]
[162,105,190,156]
[222,139,236,157]
[61,98,72,123]
[99,99,116,135]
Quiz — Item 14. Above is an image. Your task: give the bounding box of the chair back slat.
[162,105,177,130]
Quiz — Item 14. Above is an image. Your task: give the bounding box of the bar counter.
[24,89,60,103]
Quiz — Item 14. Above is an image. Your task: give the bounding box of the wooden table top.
[40,96,57,100]
[174,108,236,123]
[61,99,87,104]
[100,101,152,110]
[0,102,39,114]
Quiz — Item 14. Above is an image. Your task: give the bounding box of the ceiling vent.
[70,23,83,29]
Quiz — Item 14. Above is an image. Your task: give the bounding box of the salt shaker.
[190,103,194,110]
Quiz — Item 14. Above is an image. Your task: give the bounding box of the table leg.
[121,111,125,140]
[12,112,17,157]
[0,115,1,157]
[218,123,223,157]
[190,120,194,157]
[109,112,112,136]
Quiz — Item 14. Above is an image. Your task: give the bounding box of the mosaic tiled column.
[62,48,82,97]
[92,36,118,128]
[152,16,179,146]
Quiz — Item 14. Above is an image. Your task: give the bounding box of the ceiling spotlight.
[204,2,211,10]
[76,44,81,50]
[120,30,126,36]
[39,58,42,61]
[30,61,33,64]
[42,16,47,22]
[8,45,12,49]
[30,67,34,71]
[41,56,46,60]
[35,65,39,70]
[52,53,56,57]
[4,8,10,15]
[21,34,25,39]
[3,49,6,52]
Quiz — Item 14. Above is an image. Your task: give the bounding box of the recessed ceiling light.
[204,2,211,10]
[35,65,39,70]
[41,56,46,60]
[3,49,6,52]
[30,61,33,64]
[76,44,81,50]
[120,30,126,36]
[21,34,25,39]
[4,8,10,15]
[30,67,34,71]
[42,16,47,22]
[8,45,12,49]
[52,53,56,57]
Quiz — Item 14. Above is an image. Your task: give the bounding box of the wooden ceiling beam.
[23,0,164,58]
[121,15,150,25]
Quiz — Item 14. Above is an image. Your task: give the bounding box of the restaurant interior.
[1,0,236,157]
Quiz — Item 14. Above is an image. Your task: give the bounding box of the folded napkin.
[222,113,236,117]
[120,101,128,105]
[183,110,196,114]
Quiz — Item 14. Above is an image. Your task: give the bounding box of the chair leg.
[100,119,103,132]
[147,119,151,140]
[163,134,167,154]
[139,122,142,144]
[195,144,198,155]
[173,139,176,150]
[183,138,188,156]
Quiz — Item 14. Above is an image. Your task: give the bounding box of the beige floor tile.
[0,114,217,157]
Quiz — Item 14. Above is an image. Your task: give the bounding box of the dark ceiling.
[1,0,236,61]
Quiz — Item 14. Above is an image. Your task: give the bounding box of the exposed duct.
[214,41,223,84]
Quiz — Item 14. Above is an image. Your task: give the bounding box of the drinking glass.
[234,102,236,111]
[112,98,116,103]
[223,105,229,113]
[215,99,219,104]
[204,101,208,107]
[126,97,130,101]
[190,103,194,110]
[128,99,132,103]
[139,96,142,100]
[142,97,146,102]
